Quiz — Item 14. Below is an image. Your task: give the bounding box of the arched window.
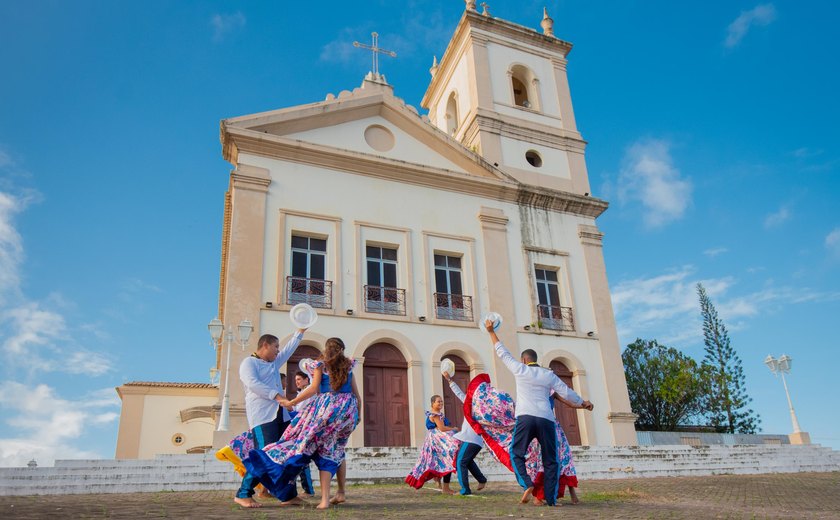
[509,65,539,110]
[445,92,459,135]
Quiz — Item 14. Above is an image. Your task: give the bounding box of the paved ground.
[2,472,839,519]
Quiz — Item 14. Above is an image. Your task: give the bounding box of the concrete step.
[2,444,838,496]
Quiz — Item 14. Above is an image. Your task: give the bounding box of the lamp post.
[208,317,253,432]
[764,354,802,433]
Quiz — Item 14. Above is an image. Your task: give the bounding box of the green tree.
[697,283,761,433]
[622,338,709,431]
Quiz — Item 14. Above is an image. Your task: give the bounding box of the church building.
[115,3,637,457]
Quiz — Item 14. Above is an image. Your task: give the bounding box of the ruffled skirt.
[244,391,359,501]
[404,429,460,489]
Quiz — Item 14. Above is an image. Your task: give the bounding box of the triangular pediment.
[221,80,512,183]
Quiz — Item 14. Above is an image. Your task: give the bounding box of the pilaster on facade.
[578,224,604,247]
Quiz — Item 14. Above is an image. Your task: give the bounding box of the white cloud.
[611,266,840,350]
[725,4,777,48]
[211,11,246,42]
[1,301,65,355]
[764,205,791,228]
[1,301,115,375]
[792,147,823,159]
[826,227,840,258]
[703,247,729,258]
[1,171,113,376]
[616,138,693,228]
[0,382,119,467]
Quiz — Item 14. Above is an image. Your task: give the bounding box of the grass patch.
[581,488,647,503]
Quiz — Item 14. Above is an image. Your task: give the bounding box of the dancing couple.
[470,318,593,506]
[219,325,360,510]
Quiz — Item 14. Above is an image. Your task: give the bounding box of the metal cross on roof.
[352,32,396,77]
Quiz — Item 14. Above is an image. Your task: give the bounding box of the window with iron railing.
[365,286,406,315]
[434,254,472,321]
[537,304,574,331]
[287,235,332,308]
[286,276,333,308]
[365,246,405,315]
[535,268,573,331]
[434,292,473,321]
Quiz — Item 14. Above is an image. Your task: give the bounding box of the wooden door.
[549,359,582,445]
[363,343,410,447]
[284,345,321,400]
[440,355,470,427]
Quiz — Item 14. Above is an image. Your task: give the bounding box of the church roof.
[219,76,608,218]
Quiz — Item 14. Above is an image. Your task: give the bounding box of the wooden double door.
[549,359,582,445]
[363,343,410,447]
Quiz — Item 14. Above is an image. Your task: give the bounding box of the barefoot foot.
[569,487,580,504]
[280,496,305,507]
[520,486,533,504]
[316,502,331,510]
[476,482,486,492]
[330,493,346,504]
[233,497,262,508]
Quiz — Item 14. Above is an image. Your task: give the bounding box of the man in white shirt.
[486,320,593,506]
[234,329,305,508]
[442,371,488,495]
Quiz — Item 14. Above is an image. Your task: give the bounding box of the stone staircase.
[1,444,838,496]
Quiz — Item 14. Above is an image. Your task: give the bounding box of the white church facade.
[210,5,636,450]
[115,4,638,457]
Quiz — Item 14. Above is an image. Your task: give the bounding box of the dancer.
[405,395,460,493]
[245,337,360,510]
[485,319,593,506]
[291,371,315,497]
[442,371,488,495]
[233,329,306,509]
[528,393,586,505]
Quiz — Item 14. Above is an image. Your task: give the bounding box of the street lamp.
[764,354,802,433]
[208,317,253,431]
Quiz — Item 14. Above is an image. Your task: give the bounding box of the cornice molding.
[607,411,639,423]
[473,110,587,152]
[578,224,604,247]
[465,10,573,56]
[524,245,570,257]
[224,128,608,219]
[478,206,509,230]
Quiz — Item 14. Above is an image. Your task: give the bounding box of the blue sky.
[0,1,837,466]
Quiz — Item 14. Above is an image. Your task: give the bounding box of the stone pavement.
[1,471,838,519]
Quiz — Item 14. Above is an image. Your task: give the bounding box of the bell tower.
[422,4,590,195]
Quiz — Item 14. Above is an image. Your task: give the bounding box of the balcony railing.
[286,276,333,309]
[537,304,574,332]
[434,293,474,321]
[364,286,406,316]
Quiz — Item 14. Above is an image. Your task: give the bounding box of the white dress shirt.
[239,331,303,428]
[494,340,583,422]
[448,379,484,447]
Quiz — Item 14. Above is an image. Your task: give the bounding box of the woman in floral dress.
[405,395,460,493]
[244,337,360,509]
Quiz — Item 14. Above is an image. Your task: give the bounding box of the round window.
[525,150,543,168]
[172,433,185,446]
[364,124,395,152]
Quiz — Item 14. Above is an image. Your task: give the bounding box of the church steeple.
[421,7,590,195]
